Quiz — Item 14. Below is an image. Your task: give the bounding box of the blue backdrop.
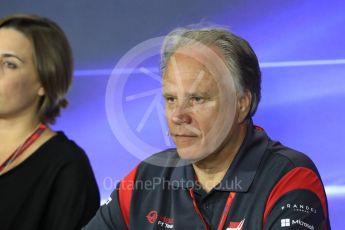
[2,0,344,228]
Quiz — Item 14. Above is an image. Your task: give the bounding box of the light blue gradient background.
[2,0,344,228]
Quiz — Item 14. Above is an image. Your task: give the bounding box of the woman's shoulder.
[36,131,90,165]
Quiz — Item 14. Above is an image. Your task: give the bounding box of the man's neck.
[192,123,248,193]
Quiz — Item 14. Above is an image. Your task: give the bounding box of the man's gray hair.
[161,26,261,118]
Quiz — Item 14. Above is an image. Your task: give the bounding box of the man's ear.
[237,90,252,123]
[37,86,45,96]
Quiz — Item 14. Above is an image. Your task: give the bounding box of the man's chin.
[176,147,209,163]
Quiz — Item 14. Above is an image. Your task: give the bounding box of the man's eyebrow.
[162,92,176,96]
[1,53,25,63]
[188,92,211,97]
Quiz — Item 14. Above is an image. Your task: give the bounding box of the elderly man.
[85,26,330,229]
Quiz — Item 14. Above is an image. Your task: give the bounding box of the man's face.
[163,44,237,162]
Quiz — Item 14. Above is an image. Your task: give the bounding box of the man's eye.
[190,96,205,104]
[165,96,177,104]
[3,61,18,69]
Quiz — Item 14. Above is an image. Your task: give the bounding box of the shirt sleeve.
[82,184,127,230]
[83,165,139,229]
[262,166,330,230]
[263,189,329,229]
[40,155,100,230]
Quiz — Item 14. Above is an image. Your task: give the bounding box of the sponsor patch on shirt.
[146,210,174,229]
[281,203,317,214]
[280,218,315,229]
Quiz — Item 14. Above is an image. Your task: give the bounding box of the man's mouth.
[172,134,199,144]
[173,133,198,137]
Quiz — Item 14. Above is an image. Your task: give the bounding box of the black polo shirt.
[84,123,331,229]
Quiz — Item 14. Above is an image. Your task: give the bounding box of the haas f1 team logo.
[146,210,175,228]
[146,210,158,224]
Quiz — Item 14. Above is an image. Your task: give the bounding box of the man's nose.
[171,106,192,125]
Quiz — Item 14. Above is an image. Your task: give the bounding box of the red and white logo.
[227,219,245,230]
[146,210,158,224]
[146,210,175,228]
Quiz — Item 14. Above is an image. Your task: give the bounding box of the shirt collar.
[170,121,269,192]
